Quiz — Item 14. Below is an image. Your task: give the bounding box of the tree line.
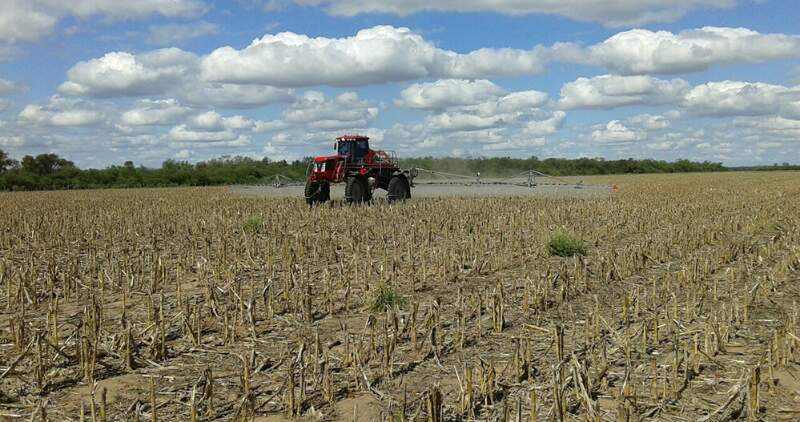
[0,150,308,191]
[0,148,793,191]
[403,156,728,178]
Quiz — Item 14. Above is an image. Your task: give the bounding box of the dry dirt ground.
[0,172,799,421]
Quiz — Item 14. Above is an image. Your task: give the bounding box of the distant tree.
[21,153,75,176]
[0,149,18,173]
[123,160,135,170]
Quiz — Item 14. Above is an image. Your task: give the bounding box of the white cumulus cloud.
[570,27,800,75]
[626,114,671,130]
[169,125,247,144]
[59,48,294,108]
[60,48,197,97]
[282,91,379,130]
[120,99,190,126]
[0,0,208,42]
[397,79,507,109]
[185,111,255,131]
[180,83,293,109]
[591,120,644,144]
[558,75,689,109]
[0,78,26,96]
[522,111,566,136]
[18,96,104,127]
[200,26,547,87]
[683,81,800,116]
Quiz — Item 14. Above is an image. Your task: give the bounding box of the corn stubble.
[1,172,799,421]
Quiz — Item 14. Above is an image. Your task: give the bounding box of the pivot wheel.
[345,176,369,204]
[304,180,330,206]
[387,176,411,203]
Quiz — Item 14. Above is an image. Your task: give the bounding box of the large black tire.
[319,182,330,202]
[387,175,411,203]
[345,177,368,204]
[305,181,330,206]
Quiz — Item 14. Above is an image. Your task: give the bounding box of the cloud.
[0,78,26,96]
[175,149,193,159]
[180,83,293,109]
[185,111,255,131]
[59,48,198,97]
[626,114,671,130]
[396,79,507,109]
[59,48,293,108]
[0,45,23,62]
[744,116,800,140]
[388,124,553,155]
[18,96,104,127]
[569,27,800,75]
[419,88,552,133]
[683,81,800,117]
[169,125,250,145]
[0,1,58,43]
[65,25,800,102]
[475,90,550,115]
[558,77,800,121]
[791,65,800,85]
[216,91,380,150]
[558,75,689,109]
[257,84,559,157]
[0,0,208,42]
[146,21,219,46]
[120,99,190,126]
[424,113,506,133]
[0,136,27,148]
[481,137,547,151]
[522,111,566,136]
[590,120,644,143]
[379,82,561,155]
[282,91,379,130]
[644,128,705,151]
[187,111,226,131]
[201,26,547,87]
[287,0,734,27]
[36,0,208,19]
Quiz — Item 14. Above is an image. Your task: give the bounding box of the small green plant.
[370,284,406,312]
[242,216,263,234]
[548,229,586,257]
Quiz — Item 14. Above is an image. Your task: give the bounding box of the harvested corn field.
[1,171,799,421]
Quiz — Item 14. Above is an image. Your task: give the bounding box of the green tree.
[0,149,18,173]
[20,153,75,176]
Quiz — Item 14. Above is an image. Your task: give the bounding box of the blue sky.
[0,0,799,167]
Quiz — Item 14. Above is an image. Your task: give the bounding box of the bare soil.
[0,172,799,421]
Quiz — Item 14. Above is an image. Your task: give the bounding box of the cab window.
[337,141,351,156]
[355,140,369,157]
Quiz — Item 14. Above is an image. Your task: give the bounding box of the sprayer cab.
[305,135,414,205]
